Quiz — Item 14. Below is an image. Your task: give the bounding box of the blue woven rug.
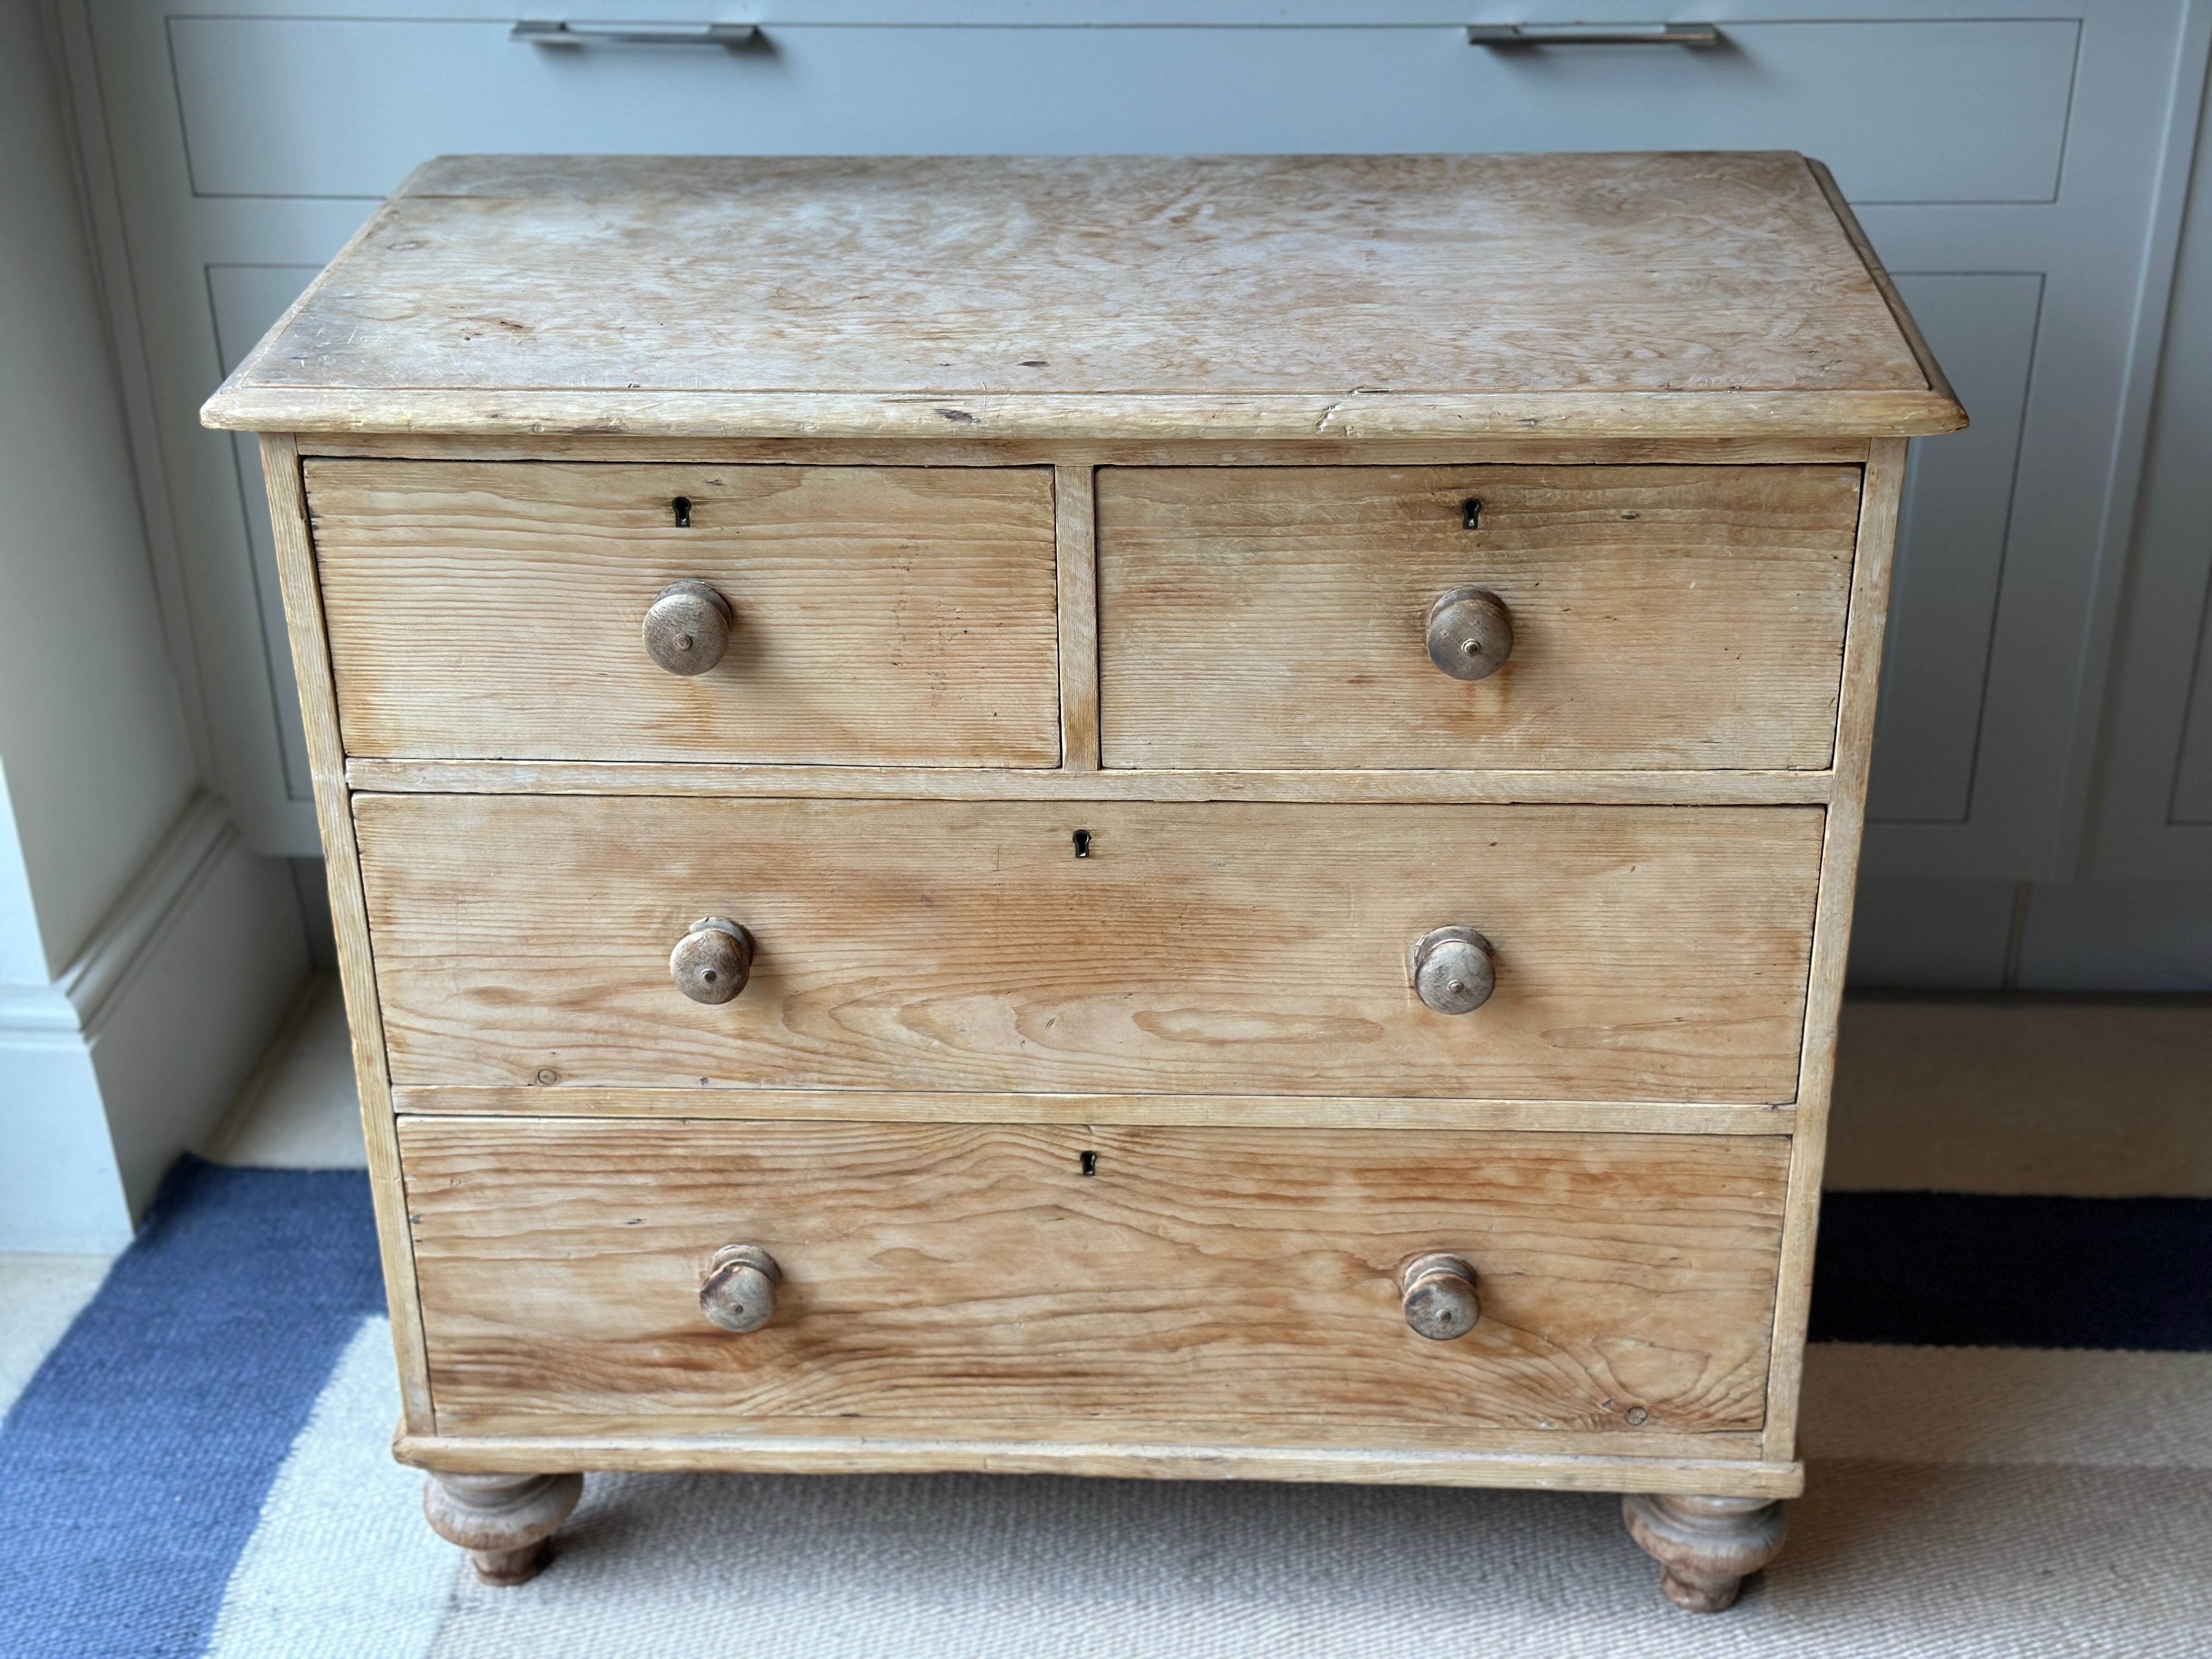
[0,1158,382,1659]
[3,1160,2208,1659]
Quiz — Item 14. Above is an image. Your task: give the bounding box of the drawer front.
[174,16,2074,207]
[402,1115,1788,1446]
[1097,466,1861,771]
[306,460,1061,765]
[356,795,1823,1103]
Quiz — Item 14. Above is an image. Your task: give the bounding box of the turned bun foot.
[423,1470,584,1585]
[1621,1492,1787,1612]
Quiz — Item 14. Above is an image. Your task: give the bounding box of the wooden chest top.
[200,151,1963,442]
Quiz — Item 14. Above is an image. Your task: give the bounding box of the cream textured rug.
[407,1341,2212,1659]
[419,1455,2212,1658]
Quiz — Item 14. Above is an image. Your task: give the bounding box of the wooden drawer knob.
[699,1244,781,1333]
[670,917,753,1004]
[643,579,733,675]
[1400,1252,1480,1341]
[1425,586,1514,680]
[1410,926,1496,1015]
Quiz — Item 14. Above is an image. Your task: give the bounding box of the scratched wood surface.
[301,432,1876,469]
[341,758,1837,806]
[390,1084,1795,1137]
[353,794,1824,1103]
[392,1428,1801,1497]
[400,1116,1788,1444]
[306,459,1060,765]
[258,437,436,1431]
[1762,437,1911,1463]
[201,154,1964,440]
[1099,464,1860,770]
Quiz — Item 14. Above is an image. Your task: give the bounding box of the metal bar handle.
[1468,23,1722,47]
[512,20,760,47]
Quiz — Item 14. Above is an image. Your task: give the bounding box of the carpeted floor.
[4,1155,2209,1658]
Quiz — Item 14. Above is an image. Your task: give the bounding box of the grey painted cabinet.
[54,0,2212,883]
[2090,69,2212,882]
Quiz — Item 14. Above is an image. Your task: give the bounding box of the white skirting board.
[0,792,307,1250]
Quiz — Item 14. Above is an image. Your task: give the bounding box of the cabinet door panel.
[167,16,2073,205]
[1868,275,2043,825]
[207,263,323,810]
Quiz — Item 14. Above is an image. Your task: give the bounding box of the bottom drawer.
[400,1116,1790,1453]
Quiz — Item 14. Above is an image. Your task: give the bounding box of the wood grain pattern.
[393,1429,1803,1498]
[1761,437,1909,1462]
[354,795,1825,1103]
[342,758,1836,806]
[406,1413,1753,1465]
[1807,162,1961,419]
[201,154,1963,440]
[1098,465,1860,771]
[399,1116,1788,1445]
[227,388,1957,443]
[301,433,1877,469]
[1054,465,1099,770]
[305,460,1059,765]
[258,435,435,1432]
[388,1087,1795,1137]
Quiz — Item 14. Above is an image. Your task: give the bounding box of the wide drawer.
[305,460,1061,765]
[1097,465,1861,771]
[176,18,2074,207]
[402,1115,1788,1448]
[355,795,1823,1103]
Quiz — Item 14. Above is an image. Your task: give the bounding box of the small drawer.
[1096,465,1861,771]
[400,1114,1788,1447]
[354,794,1824,1104]
[306,460,1060,766]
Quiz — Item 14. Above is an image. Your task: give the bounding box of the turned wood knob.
[642,579,733,675]
[699,1244,781,1333]
[1425,586,1514,680]
[1409,926,1496,1015]
[1400,1252,1480,1340]
[669,917,753,1005]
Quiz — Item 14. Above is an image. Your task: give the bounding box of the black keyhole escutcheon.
[673,496,692,528]
[1080,1151,1098,1176]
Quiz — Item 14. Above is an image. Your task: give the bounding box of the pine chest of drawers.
[204,151,1963,1612]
